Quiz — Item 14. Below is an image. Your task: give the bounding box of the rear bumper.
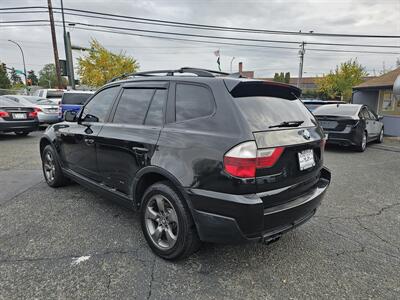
[0,120,39,132]
[324,128,362,146]
[187,167,331,244]
[38,113,59,124]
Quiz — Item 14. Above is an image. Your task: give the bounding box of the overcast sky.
[0,0,399,79]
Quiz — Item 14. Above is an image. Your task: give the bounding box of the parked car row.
[0,90,95,136]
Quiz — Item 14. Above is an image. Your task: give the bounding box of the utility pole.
[230,57,235,73]
[60,0,75,89]
[297,41,305,88]
[47,0,63,89]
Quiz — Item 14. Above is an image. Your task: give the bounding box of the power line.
[1,22,400,55]
[3,18,398,49]
[1,5,399,39]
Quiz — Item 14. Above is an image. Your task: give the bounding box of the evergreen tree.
[0,63,11,89]
[284,72,290,83]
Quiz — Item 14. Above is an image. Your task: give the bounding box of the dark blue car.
[59,91,94,120]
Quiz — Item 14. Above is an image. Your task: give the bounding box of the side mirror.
[377,115,384,121]
[64,110,77,122]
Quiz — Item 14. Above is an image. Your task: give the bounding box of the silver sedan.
[4,95,60,124]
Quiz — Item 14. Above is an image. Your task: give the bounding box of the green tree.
[316,59,368,101]
[38,64,67,88]
[10,68,23,86]
[284,72,290,83]
[273,72,290,83]
[27,70,39,85]
[0,63,11,89]
[78,39,139,87]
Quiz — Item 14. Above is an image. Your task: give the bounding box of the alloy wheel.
[43,152,56,183]
[362,133,367,150]
[144,194,179,250]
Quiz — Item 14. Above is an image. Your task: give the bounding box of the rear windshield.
[0,97,17,106]
[62,93,92,105]
[46,90,64,99]
[313,105,359,116]
[235,97,316,131]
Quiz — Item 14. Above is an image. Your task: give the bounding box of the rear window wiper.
[269,120,304,128]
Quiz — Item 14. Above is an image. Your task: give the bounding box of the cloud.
[0,0,399,79]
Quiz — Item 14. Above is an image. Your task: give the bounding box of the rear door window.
[113,88,156,125]
[175,83,214,122]
[145,89,167,126]
[235,97,316,131]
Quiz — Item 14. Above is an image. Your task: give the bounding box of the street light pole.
[230,57,235,73]
[297,41,305,88]
[8,40,27,87]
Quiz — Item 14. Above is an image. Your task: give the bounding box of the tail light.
[0,111,10,118]
[223,141,284,178]
[28,111,38,118]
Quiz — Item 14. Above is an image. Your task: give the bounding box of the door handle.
[84,138,95,145]
[131,146,148,154]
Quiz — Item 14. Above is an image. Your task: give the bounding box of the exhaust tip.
[262,234,281,245]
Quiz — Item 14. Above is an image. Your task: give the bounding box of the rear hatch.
[226,80,325,208]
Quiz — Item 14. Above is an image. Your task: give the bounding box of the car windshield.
[234,97,316,131]
[46,90,64,98]
[62,93,93,105]
[313,104,359,116]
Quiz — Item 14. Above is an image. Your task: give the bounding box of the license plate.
[319,120,337,129]
[12,113,26,119]
[298,149,315,171]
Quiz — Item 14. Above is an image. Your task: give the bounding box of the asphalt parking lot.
[0,131,399,299]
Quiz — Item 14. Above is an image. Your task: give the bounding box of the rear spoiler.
[224,79,301,100]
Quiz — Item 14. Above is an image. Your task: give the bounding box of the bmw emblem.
[302,129,311,140]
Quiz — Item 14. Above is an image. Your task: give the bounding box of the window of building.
[379,89,400,116]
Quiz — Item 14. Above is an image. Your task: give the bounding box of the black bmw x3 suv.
[40,68,331,260]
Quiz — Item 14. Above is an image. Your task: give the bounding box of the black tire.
[376,128,384,144]
[140,181,201,260]
[41,145,69,187]
[355,131,367,152]
[15,131,30,136]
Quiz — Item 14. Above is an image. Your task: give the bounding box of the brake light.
[223,141,284,178]
[0,111,9,118]
[28,111,37,118]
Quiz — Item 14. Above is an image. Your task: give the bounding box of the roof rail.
[108,67,230,83]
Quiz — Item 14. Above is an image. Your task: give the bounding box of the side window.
[82,86,119,123]
[175,83,214,122]
[359,108,369,119]
[39,91,44,97]
[367,109,377,120]
[113,88,155,125]
[145,89,167,126]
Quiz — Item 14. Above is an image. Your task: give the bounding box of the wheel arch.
[39,137,52,157]
[132,166,193,211]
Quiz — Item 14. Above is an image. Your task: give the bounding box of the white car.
[4,95,60,124]
[33,89,65,105]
